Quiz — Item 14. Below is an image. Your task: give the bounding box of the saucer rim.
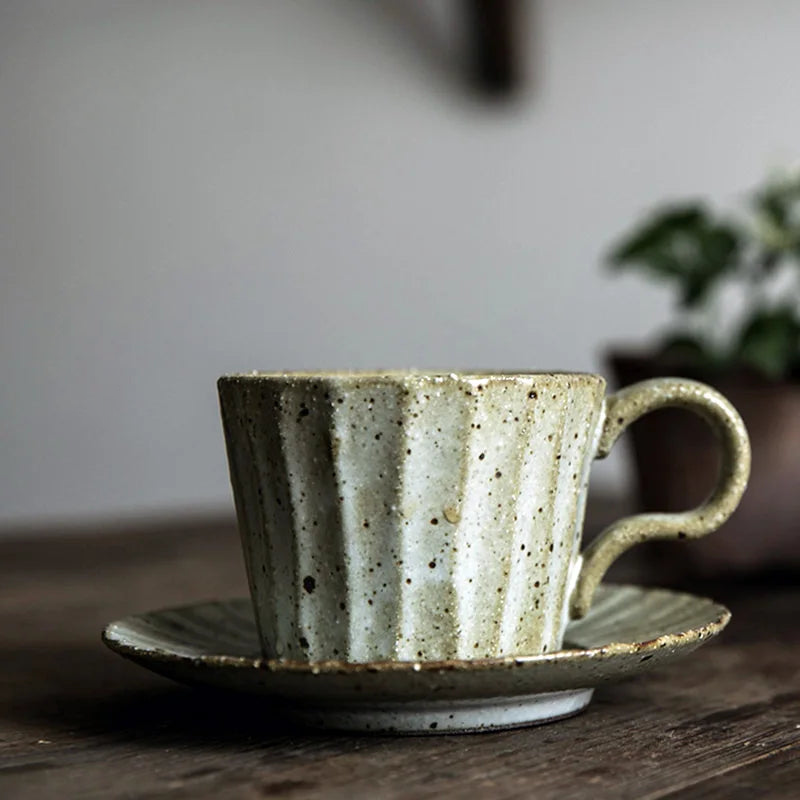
[102,583,731,674]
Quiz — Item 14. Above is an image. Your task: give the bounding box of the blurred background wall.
[2,0,799,528]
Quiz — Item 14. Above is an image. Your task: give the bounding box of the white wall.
[2,0,799,526]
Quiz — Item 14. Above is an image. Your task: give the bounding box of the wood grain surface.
[1,509,798,799]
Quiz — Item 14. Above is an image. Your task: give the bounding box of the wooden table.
[2,515,799,799]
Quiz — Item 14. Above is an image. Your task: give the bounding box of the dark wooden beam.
[466,0,522,95]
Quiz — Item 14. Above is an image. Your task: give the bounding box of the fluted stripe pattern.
[219,373,606,662]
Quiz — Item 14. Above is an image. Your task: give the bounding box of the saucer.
[103,584,729,734]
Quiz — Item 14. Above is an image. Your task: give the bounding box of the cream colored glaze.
[217,371,749,663]
[102,585,731,733]
[571,378,751,617]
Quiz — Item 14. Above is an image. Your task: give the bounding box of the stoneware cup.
[218,371,750,663]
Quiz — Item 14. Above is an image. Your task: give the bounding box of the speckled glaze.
[572,377,751,617]
[218,372,749,663]
[102,584,731,734]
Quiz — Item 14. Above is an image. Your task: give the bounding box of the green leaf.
[608,204,742,309]
[657,332,715,368]
[753,174,800,257]
[735,306,800,379]
[610,207,705,263]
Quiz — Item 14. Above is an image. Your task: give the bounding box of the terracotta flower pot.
[610,351,800,578]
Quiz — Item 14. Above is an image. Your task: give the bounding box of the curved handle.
[570,377,751,618]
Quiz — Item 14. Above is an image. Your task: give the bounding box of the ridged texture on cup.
[218,374,606,662]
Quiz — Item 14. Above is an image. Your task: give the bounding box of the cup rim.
[218,370,605,383]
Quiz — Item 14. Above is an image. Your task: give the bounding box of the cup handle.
[570,377,751,619]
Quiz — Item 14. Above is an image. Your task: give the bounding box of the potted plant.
[607,170,800,577]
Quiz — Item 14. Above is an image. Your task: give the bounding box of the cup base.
[285,688,593,734]
[102,585,730,735]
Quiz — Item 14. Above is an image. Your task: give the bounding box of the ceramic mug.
[218,371,750,663]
